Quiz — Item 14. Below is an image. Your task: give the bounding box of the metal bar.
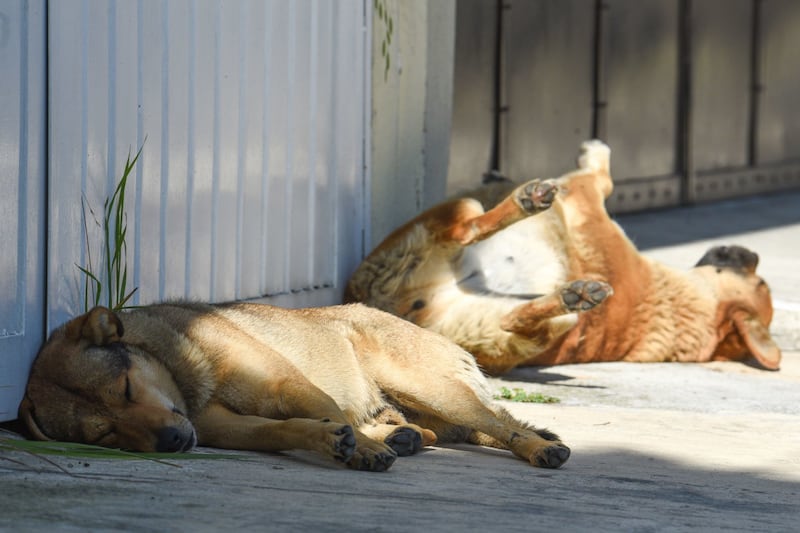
[747,0,763,166]
[592,0,608,140]
[677,0,694,204]
[489,0,505,173]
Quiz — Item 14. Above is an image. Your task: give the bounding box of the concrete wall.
[369,0,456,247]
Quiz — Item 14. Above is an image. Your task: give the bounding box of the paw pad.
[517,180,557,213]
[562,280,613,311]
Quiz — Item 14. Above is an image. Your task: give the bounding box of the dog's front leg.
[193,403,396,471]
[447,180,557,245]
[500,280,613,335]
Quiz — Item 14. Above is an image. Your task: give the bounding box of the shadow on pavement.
[615,190,800,250]
[0,444,798,531]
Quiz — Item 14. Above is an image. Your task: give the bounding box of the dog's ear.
[695,245,759,274]
[732,310,781,370]
[17,394,54,441]
[64,306,124,345]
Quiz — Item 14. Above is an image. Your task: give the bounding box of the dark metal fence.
[448,0,800,213]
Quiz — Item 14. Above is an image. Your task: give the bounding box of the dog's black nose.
[155,426,194,453]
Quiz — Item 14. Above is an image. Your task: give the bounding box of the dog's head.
[694,245,781,370]
[18,307,197,452]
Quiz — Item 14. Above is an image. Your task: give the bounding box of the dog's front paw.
[330,423,357,463]
[516,179,557,213]
[561,280,613,311]
[578,140,610,171]
[531,444,571,469]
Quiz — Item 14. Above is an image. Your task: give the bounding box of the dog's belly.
[212,306,388,422]
[459,216,567,296]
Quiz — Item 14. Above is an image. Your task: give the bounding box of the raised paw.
[561,280,613,312]
[577,140,610,172]
[531,444,571,469]
[516,179,557,213]
[384,426,423,457]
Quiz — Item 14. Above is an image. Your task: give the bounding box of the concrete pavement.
[2,191,799,532]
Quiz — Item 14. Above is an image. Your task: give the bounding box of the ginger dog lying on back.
[19,301,570,471]
[345,141,780,375]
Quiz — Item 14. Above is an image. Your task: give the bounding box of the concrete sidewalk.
[2,191,799,532]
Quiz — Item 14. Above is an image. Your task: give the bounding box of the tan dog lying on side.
[19,301,570,471]
[345,140,781,375]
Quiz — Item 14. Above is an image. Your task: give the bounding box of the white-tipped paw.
[577,140,610,172]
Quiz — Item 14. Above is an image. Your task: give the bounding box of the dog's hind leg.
[500,279,613,335]
[401,382,569,468]
[446,180,557,245]
[371,359,570,468]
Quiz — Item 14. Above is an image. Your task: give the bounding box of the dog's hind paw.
[531,444,571,469]
[516,179,557,213]
[561,280,613,312]
[578,140,610,172]
[384,426,423,456]
[348,446,397,472]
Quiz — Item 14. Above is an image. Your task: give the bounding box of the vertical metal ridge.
[79,0,89,272]
[133,0,145,304]
[234,1,249,299]
[283,1,297,292]
[307,1,319,284]
[43,0,51,327]
[259,1,273,295]
[158,0,170,299]
[747,0,763,167]
[185,0,197,298]
[17,0,31,330]
[358,0,369,260]
[332,1,346,283]
[591,0,608,140]
[107,0,117,191]
[677,0,694,204]
[489,0,504,173]
[210,0,222,300]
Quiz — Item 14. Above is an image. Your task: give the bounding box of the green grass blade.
[1,437,247,464]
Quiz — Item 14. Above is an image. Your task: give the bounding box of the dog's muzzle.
[156,426,197,453]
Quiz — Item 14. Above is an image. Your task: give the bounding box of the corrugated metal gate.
[0,0,46,423]
[0,0,368,422]
[448,0,800,212]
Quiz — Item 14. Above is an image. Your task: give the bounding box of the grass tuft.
[494,386,560,404]
[78,143,144,312]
